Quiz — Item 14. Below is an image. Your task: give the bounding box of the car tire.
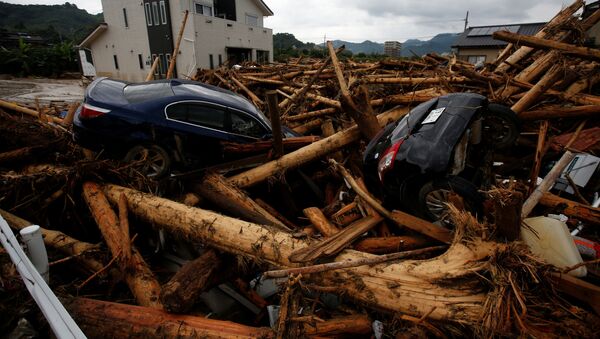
[482,103,520,149]
[416,176,482,226]
[124,144,171,178]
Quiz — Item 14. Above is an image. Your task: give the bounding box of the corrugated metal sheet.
[452,22,545,48]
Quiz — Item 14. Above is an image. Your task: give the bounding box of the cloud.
[265,0,571,43]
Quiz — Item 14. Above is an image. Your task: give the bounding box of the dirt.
[0,78,85,105]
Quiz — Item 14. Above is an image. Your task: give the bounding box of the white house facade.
[78,0,274,82]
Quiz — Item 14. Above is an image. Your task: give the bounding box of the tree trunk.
[65,297,274,339]
[82,182,163,309]
[493,30,600,60]
[354,236,431,254]
[195,173,290,231]
[303,207,340,237]
[228,106,408,188]
[160,249,221,313]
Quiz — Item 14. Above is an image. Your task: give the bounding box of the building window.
[257,50,269,64]
[138,54,144,69]
[195,3,213,16]
[218,54,222,66]
[145,3,153,26]
[113,55,119,70]
[467,55,486,65]
[209,54,214,69]
[245,14,258,26]
[152,2,160,25]
[160,1,167,25]
[123,8,129,28]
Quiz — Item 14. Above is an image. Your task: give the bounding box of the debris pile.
[1,1,599,337]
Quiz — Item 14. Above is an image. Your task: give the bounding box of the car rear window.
[124,82,174,104]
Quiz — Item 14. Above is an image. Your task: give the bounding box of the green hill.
[0,1,103,42]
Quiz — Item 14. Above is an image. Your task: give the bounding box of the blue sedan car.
[74,77,281,177]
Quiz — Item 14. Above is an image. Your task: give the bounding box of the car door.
[165,101,229,165]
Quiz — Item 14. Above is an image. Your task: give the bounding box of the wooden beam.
[166,10,189,79]
[493,30,600,60]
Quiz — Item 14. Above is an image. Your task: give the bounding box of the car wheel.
[416,177,482,226]
[124,145,171,178]
[482,103,520,149]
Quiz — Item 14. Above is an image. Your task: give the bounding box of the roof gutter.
[0,215,86,339]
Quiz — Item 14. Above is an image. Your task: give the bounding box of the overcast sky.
[6,0,573,42]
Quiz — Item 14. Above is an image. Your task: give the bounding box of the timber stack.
[0,1,599,337]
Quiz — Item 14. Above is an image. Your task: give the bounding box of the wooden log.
[118,193,132,266]
[63,102,79,126]
[364,76,468,85]
[102,183,500,323]
[511,64,564,114]
[493,30,600,60]
[370,88,445,107]
[292,119,322,135]
[0,99,63,124]
[304,315,371,336]
[289,215,384,263]
[529,120,549,194]
[228,106,409,188]
[221,136,320,154]
[166,9,189,79]
[550,273,600,315]
[328,41,381,140]
[281,86,342,109]
[146,56,160,81]
[195,173,290,231]
[265,91,284,158]
[354,236,432,254]
[82,182,163,309]
[522,151,576,218]
[231,75,264,106]
[0,146,38,164]
[0,209,104,273]
[265,246,445,278]
[285,108,337,122]
[160,249,221,313]
[303,207,340,237]
[494,0,584,73]
[320,119,343,161]
[66,297,274,338]
[540,193,600,225]
[520,105,600,120]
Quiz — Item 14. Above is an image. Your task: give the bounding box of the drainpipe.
[19,225,49,283]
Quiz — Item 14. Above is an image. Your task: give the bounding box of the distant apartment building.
[78,0,274,82]
[384,41,401,57]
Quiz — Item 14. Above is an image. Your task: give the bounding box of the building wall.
[89,0,273,80]
[456,47,502,64]
[90,0,151,82]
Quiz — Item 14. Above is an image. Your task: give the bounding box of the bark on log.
[285,108,337,122]
[160,249,221,313]
[0,99,64,124]
[494,0,583,73]
[82,182,163,309]
[304,315,371,336]
[520,105,600,120]
[292,119,322,135]
[103,184,491,322]
[303,207,340,237]
[511,64,564,114]
[493,30,600,60]
[539,193,600,225]
[228,106,408,188]
[0,208,104,273]
[66,297,274,338]
[195,173,290,231]
[354,236,432,254]
[265,91,283,158]
[166,10,188,79]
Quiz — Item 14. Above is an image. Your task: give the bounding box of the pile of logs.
[0,0,599,337]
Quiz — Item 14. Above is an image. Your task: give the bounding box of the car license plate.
[422,107,445,124]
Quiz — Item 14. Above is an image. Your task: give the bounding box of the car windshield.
[174,84,271,129]
[124,82,175,104]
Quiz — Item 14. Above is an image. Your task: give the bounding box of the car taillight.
[377,140,403,182]
[80,104,110,119]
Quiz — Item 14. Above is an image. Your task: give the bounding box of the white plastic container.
[19,225,49,283]
[522,217,587,277]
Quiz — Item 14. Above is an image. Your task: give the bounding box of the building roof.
[77,23,108,49]
[254,0,274,16]
[452,22,545,48]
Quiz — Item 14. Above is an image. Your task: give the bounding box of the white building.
[78,0,274,82]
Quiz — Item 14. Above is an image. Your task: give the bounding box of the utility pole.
[464,11,469,31]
